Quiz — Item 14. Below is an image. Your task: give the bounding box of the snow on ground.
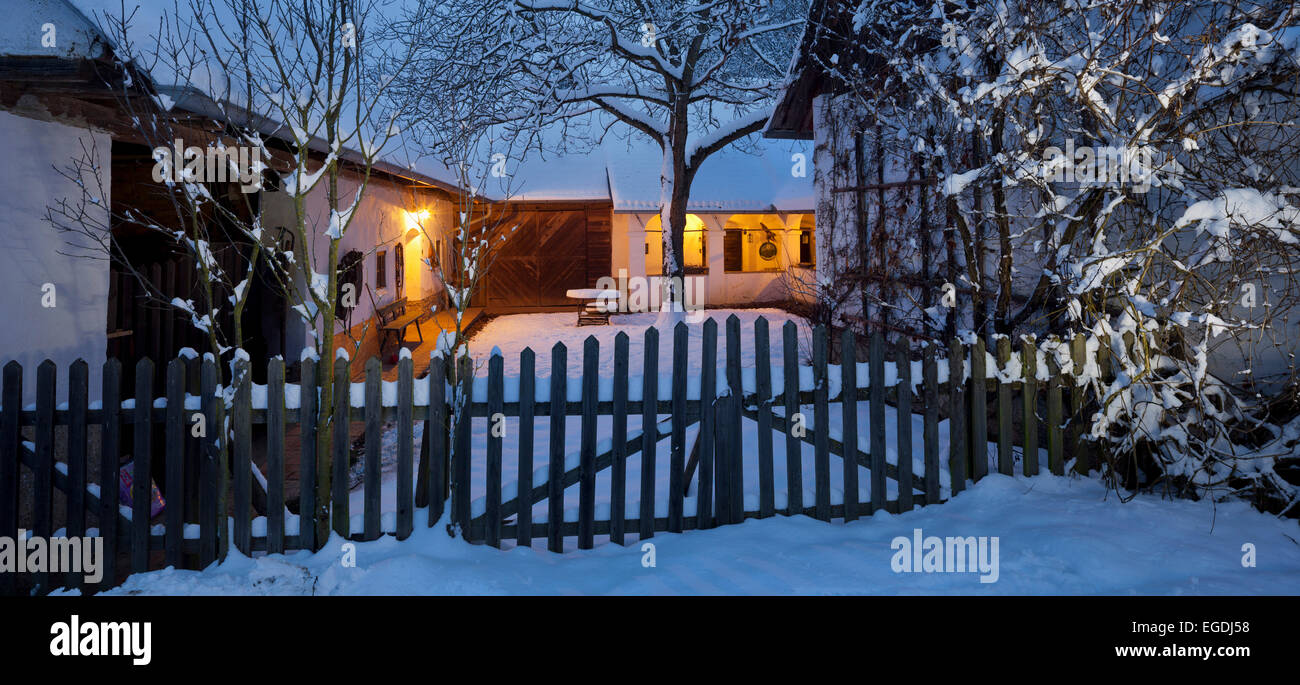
[463,308,811,377]
[90,474,1300,595]
[200,309,1300,595]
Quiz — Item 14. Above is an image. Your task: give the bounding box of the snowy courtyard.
[96,474,1300,596]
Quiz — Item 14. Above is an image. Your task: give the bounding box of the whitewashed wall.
[615,211,814,307]
[265,170,453,362]
[0,110,110,403]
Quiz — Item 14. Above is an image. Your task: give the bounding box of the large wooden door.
[536,210,589,306]
[484,207,596,309]
[486,211,540,308]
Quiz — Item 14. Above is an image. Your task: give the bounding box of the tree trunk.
[655,120,692,330]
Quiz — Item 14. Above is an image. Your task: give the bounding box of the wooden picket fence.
[1,315,1105,595]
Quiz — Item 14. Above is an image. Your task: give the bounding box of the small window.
[376,249,388,288]
[723,215,784,273]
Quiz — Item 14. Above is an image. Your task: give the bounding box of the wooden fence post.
[669,322,687,533]
[948,338,967,494]
[868,331,886,515]
[0,362,20,595]
[299,357,318,551]
[755,318,775,519]
[68,359,90,589]
[1021,337,1039,476]
[331,356,350,538]
[162,358,186,566]
[578,337,598,550]
[455,354,474,541]
[923,344,940,504]
[970,338,988,482]
[1071,334,1090,475]
[783,322,802,516]
[547,343,566,552]
[996,337,1014,476]
[610,334,628,544]
[100,360,121,588]
[813,325,830,521]
[515,348,535,546]
[640,328,659,538]
[397,353,415,541]
[896,337,914,512]
[725,315,744,524]
[1047,337,1064,476]
[428,354,448,528]
[486,350,504,548]
[35,360,57,590]
[131,358,151,576]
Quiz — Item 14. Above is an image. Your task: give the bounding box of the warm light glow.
[405,209,431,241]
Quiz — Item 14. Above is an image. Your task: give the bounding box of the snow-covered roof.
[608,138,813,213]
[498,135,814,213]
[0,0,107,60]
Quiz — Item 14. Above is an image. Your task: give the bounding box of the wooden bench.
[566,288,619,326]
[376,297,432,351]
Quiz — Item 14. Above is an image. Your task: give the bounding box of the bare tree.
[399,0,806,324]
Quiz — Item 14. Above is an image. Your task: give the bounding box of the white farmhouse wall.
[270,169,452,361]
[0,110,110,403]
[616,211,812,308]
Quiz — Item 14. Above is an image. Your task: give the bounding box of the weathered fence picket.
[131,358,151,575]
[486,351,503,548]
[669,323,687,533]
[970,338,988,482]
[841,330,860,520]
[165,359,187,566]
[948,339,967,493]
[896,337,914,513]
[68,360,90,589]
[268,358,286,554]
[610,333,628,545]
[548,343,566,552]
[578,338,598,550]
[782,322,802,517]
[35,361,56,590]
[397,355,414,541]
[922,344,940,505]
[812,325,830,522]
[1022,338,1039,476]
[755,318,775,519]
[428,356,448,528]
[996,338,1014,477]
[868,332,885,515]
[639,328,658,540]
[0,362,18,596]
[697,321,716,529]
[331,357,350,537]
[725,315,744,525]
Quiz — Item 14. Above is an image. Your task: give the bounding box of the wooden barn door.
[535,210,589,306]
[486,211,540,308]
[484,207,596,309]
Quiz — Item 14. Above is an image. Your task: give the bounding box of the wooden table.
[565,288,619,326]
